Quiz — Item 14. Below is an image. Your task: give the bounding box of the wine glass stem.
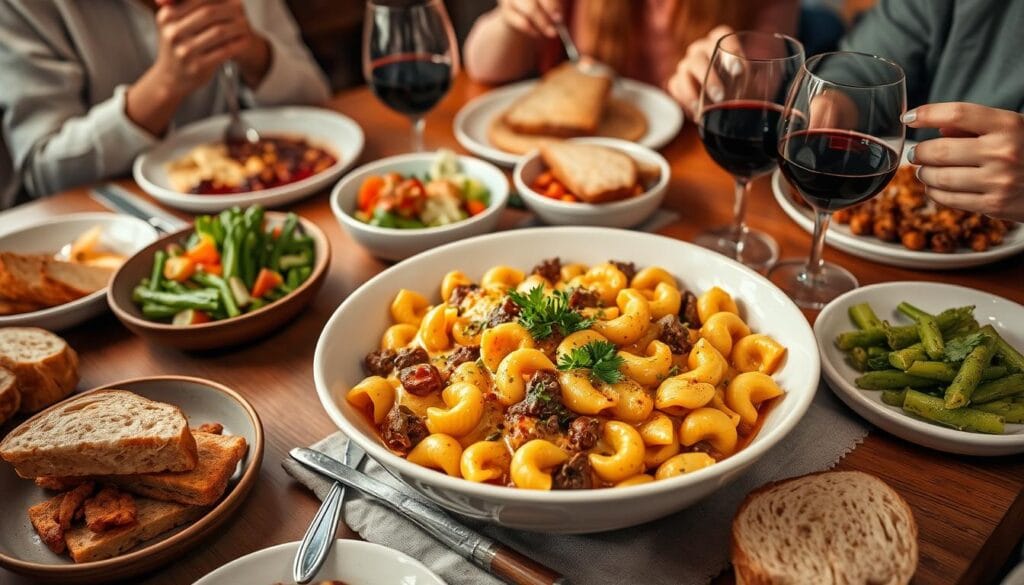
[805,209,832,283]
[411,117,426,152]
[730,177,751,242]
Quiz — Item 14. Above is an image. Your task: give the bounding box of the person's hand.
[668,25,734,120]
[905,102,1024,222]
[496,0,565,38]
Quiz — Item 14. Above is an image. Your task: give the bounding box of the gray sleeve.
[0,1,157,198]
[243,0,331,107]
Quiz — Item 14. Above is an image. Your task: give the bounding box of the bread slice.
[42,260,112,298]
[0,253,111,307]
[489,97,648,155]
[103,431,247,506]
[0,327,78,413]
[0,389,198,478]
[540,142,638,203]
[0,299,46,316]
[732,471,918,585]
[0,366,20,425]
[503,63,612,137]
[64,496,207,563]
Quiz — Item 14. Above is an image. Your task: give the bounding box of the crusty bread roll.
[503,63,612,137]
[540,142,638,203]
[0,389,198,478]
[0,366,20,425]
[732,471,918,585]
[0,327,78,413]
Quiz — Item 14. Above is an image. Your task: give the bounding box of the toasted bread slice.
[503,63,612,137]
[105,431,247,506]
[489,97,648,155]
[0,299,46,315]
[65,497,207,563]
[540,142,638,203]
[0,253,74,306]
[27,493,68,554]
[42,260,112,298]
[0,365,20,425]
[0,327,78,413]
[732,471,918,585]
[0,389,198,478]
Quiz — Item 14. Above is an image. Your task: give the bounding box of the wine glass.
[695,31,804,272]
[769,51,906,309]
[363,0,459,152]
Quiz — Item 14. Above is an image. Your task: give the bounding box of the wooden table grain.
[2,75,1022,585]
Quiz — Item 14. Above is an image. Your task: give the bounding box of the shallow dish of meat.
[313,227,819,533]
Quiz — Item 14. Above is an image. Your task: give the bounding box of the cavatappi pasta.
[348,258,788,490]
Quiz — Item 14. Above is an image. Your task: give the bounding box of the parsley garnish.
[944,332,985,363]
[557,340,625,385]
[507,287,594,340]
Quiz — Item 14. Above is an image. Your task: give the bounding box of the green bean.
[972,373,1024,404]
[296,266,312,283]
[897,301,931,321]
[149,250,167,292]
[905,361,1007,384]
[881,389,907,407]
[889,343,927,370]
[917,314,944,360]
[883,321,922,350]
[848,347,869,372]
[220,221,238,281]
[241,231,259,289]
[162,280,189,294]
[944,333,996,408]
[867,346,888,357]
[285,268,301,289]
[134,287,219,312]
[278,250,312,270]
[903,389,1004,434]
[981,325,1024,373]
[855,370,938,390]
[269,213,298,272]
[972,399,1024,423]
[836,328,887,350]
[141,303,178,320]
[849,303,882,330]
[867,353,892,371]
[249,298,266,312]
[192,272,240,318]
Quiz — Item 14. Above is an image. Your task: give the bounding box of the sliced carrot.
[163,256,195,282]
[545,182,565,199]
[358,175,386,214]
[561,194,578,203]
[466,199,487,216]
[185,233,220,264]
[173,309,211,326]
[272,226,282,239]
[534,172,554,189]
[197,262,222,276]
[251,268,283,298]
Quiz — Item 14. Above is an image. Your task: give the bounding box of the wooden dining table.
[2,74,1023,585]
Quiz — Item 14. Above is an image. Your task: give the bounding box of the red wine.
[779,130,899,211]
[698,100,786,178]
[370,54,452,116]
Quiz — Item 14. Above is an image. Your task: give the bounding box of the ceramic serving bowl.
[313,227,819,533]
[107,212,329,350]
[0,213,159,331]
[330,152,510,262]
[513,137,670,228]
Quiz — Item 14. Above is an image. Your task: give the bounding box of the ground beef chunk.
[552,453,594,490]
[363,348,397,376]
[531,257,562,283]
[610,260,637,282]
[382,405,429,455]
[446,345,480,371]
[567,416,600,451]
[658,314,692,355]
[398,363,443,396]
[680,291,700,327]
[507,371,573,423]
[485,296,521,328]
[394,347,430,370]
[568,287,601,309]
[448,283,479,308]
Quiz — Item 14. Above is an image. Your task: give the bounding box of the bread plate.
[0,213,159,331]
[454,78,683,167]
[134,106,365,213]
[815,282,1024,455]
[194,539,445,585]
[0,375,264,584]
[314,226,819,533]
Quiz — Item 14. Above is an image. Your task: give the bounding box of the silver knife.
[90,184,187,233]
[289,447,569,585]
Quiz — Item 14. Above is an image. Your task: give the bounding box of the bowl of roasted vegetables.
[108,206,329,350]
[330,150,509,261]
[816,281,1024,456]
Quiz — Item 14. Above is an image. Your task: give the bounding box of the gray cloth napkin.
[283,384,869,585]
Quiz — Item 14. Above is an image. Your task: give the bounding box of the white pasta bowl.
[513,138,669,228]
[330,152,510,262]
[314,227,819,533]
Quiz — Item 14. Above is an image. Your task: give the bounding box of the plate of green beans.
[815,282,1024,455]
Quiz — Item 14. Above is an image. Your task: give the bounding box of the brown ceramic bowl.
[0,375,264,584]
[108,212,330,350]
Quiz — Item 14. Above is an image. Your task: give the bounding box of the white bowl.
[0,213,158,330]
[313,227,819,533]
[513,138,669,228]
[816,282,1024,456]
[193,540,445,585]
[330,153,510,262]
[134,107,365,213]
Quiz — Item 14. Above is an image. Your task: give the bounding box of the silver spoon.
[221,61,260,145]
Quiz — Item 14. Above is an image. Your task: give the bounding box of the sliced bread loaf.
[503,63,611,137]
[541,142,638,203]
[0,327,78,413]
[0,389,198,478]
[732,470,918,585]
[0,366,19,425]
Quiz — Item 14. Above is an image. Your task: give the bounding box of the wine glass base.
[768,259,859,310]
[693,226,779,273]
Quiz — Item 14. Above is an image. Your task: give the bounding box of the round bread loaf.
[0,327,79,413]
[0,366,20,425]
[732,470,918,585]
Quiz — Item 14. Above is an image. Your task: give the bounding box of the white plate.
[193,540,446,585]
[771,162,1024,269]
[134,107,365,213]
[454,78,683,167]
[815,282,1024,456]
[0,213,158,331]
